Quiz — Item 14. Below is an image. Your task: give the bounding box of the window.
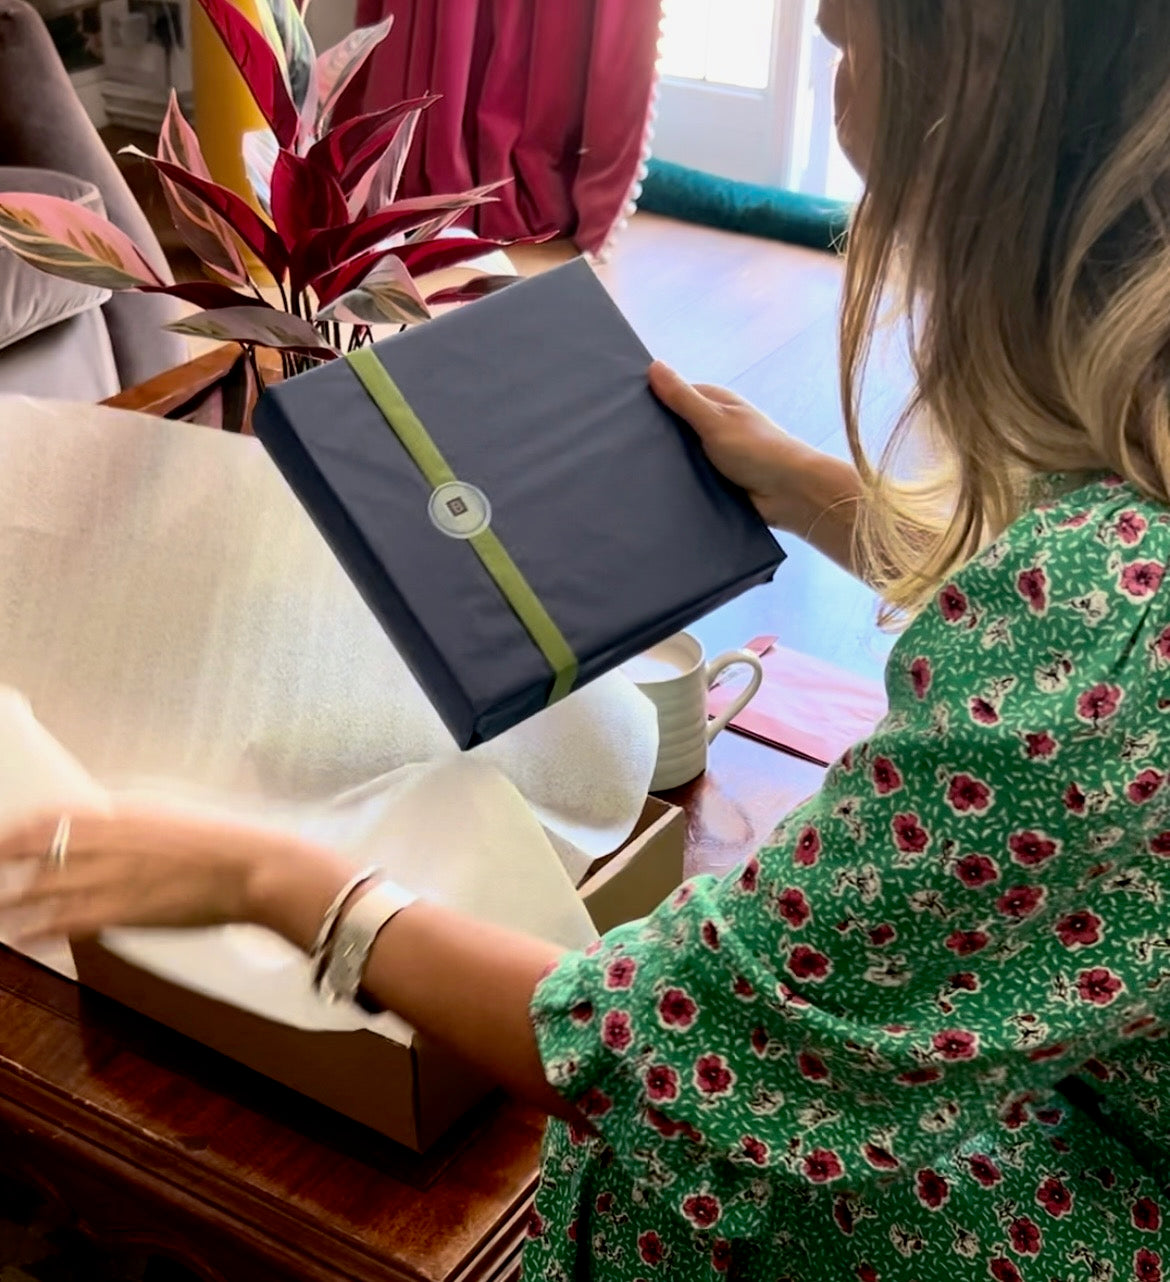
[653,0,862,202]
[659,0,776,91]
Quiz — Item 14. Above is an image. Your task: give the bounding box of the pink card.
[707,637,888,767]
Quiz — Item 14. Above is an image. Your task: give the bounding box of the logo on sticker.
[428,481,491,539]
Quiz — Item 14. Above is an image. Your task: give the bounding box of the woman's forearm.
[365,902,575,1119]
[249,848,576,1120]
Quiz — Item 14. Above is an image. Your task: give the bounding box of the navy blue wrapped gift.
[253,258,785,748]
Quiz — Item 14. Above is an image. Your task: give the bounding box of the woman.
[4,1,1170,1277]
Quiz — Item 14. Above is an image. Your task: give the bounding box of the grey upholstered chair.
[0,0,185,399]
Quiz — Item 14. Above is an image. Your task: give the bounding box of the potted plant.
[0,0,521,427]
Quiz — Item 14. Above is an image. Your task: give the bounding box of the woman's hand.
[649,362,865,574]
[0,806,351,946]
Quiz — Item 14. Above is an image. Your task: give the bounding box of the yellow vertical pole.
[191,0,268,203]
[190,0,275,282]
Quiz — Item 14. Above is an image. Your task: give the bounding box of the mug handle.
[705,650,765,743]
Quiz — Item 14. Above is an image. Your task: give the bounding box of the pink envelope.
[707,637,888,767]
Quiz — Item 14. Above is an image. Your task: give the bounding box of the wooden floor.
[513,214,909,464]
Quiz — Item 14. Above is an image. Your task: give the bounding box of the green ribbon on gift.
[346,346,579,706]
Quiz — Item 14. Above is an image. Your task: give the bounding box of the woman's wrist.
[756,443,862,535]
[244,837,358,954]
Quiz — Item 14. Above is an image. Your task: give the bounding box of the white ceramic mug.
[622,633,765,792]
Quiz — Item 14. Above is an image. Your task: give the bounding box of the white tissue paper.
[0,395,658,1031]
[0,395,657,871]
[0,690,597,1040]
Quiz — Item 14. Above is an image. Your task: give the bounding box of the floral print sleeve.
[525,478,1170,1279]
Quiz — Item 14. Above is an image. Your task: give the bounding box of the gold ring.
[45,816,71,874]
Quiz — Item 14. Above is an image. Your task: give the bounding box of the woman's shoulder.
[926,474,1169,631]
[1009,472,1169,561]
[892,475,1170,717]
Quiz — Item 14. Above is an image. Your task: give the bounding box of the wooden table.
[0,734,823,1282]
[0,352,859,1280]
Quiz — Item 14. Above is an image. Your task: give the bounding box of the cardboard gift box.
[253,259,785,749]
[72,797,685,1152]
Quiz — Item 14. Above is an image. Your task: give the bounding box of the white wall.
[307,0,358,51]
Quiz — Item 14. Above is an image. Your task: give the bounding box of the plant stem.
[247,343,264,393]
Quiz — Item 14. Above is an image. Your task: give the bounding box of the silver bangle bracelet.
[308,865,381,984]
[318,880,418,1006]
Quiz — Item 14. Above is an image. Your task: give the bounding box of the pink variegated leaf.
[317,256,432,326]
[271,150,348,248]
[407,206,473,246]
[255,0,315,110]
[312,247,387,306]
[242,128,279,216]
[307,96,436,189]
[165,306,337,356]
[426,274,521,307]
[314,16,394,134]
[298,183,507,293]
[156,93,251,287]
[296,69,320,154]
[347,107,422,216]
[124,147,288,275]
[0,192,164,289]
[140,281,263,310]
[193,0,299,146]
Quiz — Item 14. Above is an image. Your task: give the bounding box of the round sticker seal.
[427,481,492,540]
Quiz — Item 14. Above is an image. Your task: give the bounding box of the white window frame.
[653,0,853,198]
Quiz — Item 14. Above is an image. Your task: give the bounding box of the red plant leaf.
[306,96,437,190]
[396,234,531,279]
[193,0,299,146]
[347,107,422,216]
[314,16,394,133]
[0,192,164,289]
[426,274,520,307]
[297,184,507,294]
[155,93,251,287]
[312,248,389,306]
[313,233,515,306]
[270,151,348,250]
[127,150,288,275]
[165,305,336,356]
[140,281,263,310]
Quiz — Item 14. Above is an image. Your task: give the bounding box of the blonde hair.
[843,1,1170,621]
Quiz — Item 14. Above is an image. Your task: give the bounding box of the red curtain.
[350,0,661,255]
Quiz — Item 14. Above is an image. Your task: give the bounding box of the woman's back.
[525,472,1170,1278]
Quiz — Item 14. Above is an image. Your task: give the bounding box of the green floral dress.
[525,476,1170,1282]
